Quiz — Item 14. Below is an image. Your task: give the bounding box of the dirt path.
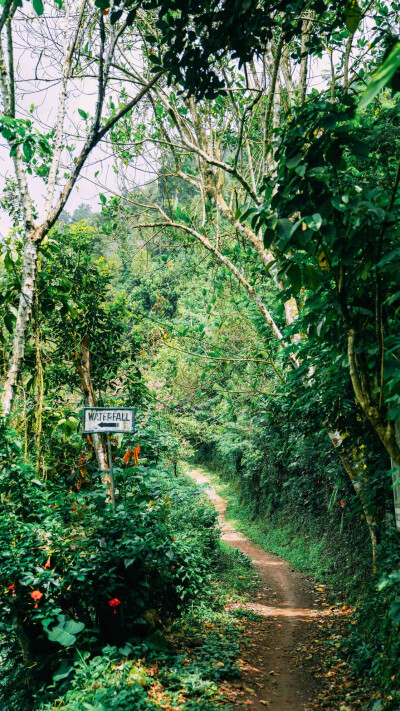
[187,468,327,711]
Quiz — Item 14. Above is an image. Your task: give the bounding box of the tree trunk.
[1,235,38,416]
[34,288,44,475]
[75,335,108,483]
[326,427,380,566]
[299,19,310,103]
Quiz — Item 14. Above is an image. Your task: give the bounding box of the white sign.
[82,407,135,434]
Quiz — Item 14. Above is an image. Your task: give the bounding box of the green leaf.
[32,0,44,15]
[276,218,293,243]
[303,265,321,290]
[317,316,326,337]
[78,109,88,120]
[64,619,85,635]
[306,167,326,177]
[286,153,302,169]
[53,660,73,683]
[23,141,33,161]
[286,263,302,293]
[304,213,322,231]
[345,0,361,33]
[359,43,400,109]
[47,627,76,647]
[47,616,85,647]
[390,598,400,625]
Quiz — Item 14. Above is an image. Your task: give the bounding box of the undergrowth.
[0,428,256,711]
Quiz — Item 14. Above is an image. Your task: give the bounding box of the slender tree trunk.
[34,287,44,474]
[1,235,38,416]
[343,33,354,89]
[299,20,310,103]
[75,335,108,483]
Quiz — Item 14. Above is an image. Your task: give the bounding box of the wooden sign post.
[82,407,135,512]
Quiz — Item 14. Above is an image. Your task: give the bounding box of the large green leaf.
[276,218,293,244]
[47,626,77,646]
[47,615,85,647]
[345,0,361,33]
[286,262,302,293]
[303,265,321,291]
[359,43,400,109]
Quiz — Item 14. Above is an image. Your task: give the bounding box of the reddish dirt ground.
[187,468,336,711]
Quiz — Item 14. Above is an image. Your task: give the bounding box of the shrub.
[0,423,219,702]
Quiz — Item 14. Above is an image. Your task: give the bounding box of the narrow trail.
[187,468,328,711]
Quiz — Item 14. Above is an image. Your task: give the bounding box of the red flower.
[31,590,43,601]
[30,590,43,608]
[108,598,121,614]
[173,537,177,541]
[133,445,140,467]
[8,583,15,594]
[340,499,344,507]
[123,446,140,467]
[44,557,51,570]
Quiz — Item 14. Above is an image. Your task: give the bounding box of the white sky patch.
[0,4,155,237]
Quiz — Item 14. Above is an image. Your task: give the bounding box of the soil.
[187,468,335,711]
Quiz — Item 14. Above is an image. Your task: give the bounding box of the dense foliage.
[0,419,251,710]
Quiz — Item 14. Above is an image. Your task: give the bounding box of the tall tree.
[0,0,161,415]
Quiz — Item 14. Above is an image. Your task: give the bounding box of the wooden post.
[107,437,116,514]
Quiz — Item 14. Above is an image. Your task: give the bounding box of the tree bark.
[299,19,310,103]
[75,336,108,483]
[1,235,38,415]
[326,427,380,565]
